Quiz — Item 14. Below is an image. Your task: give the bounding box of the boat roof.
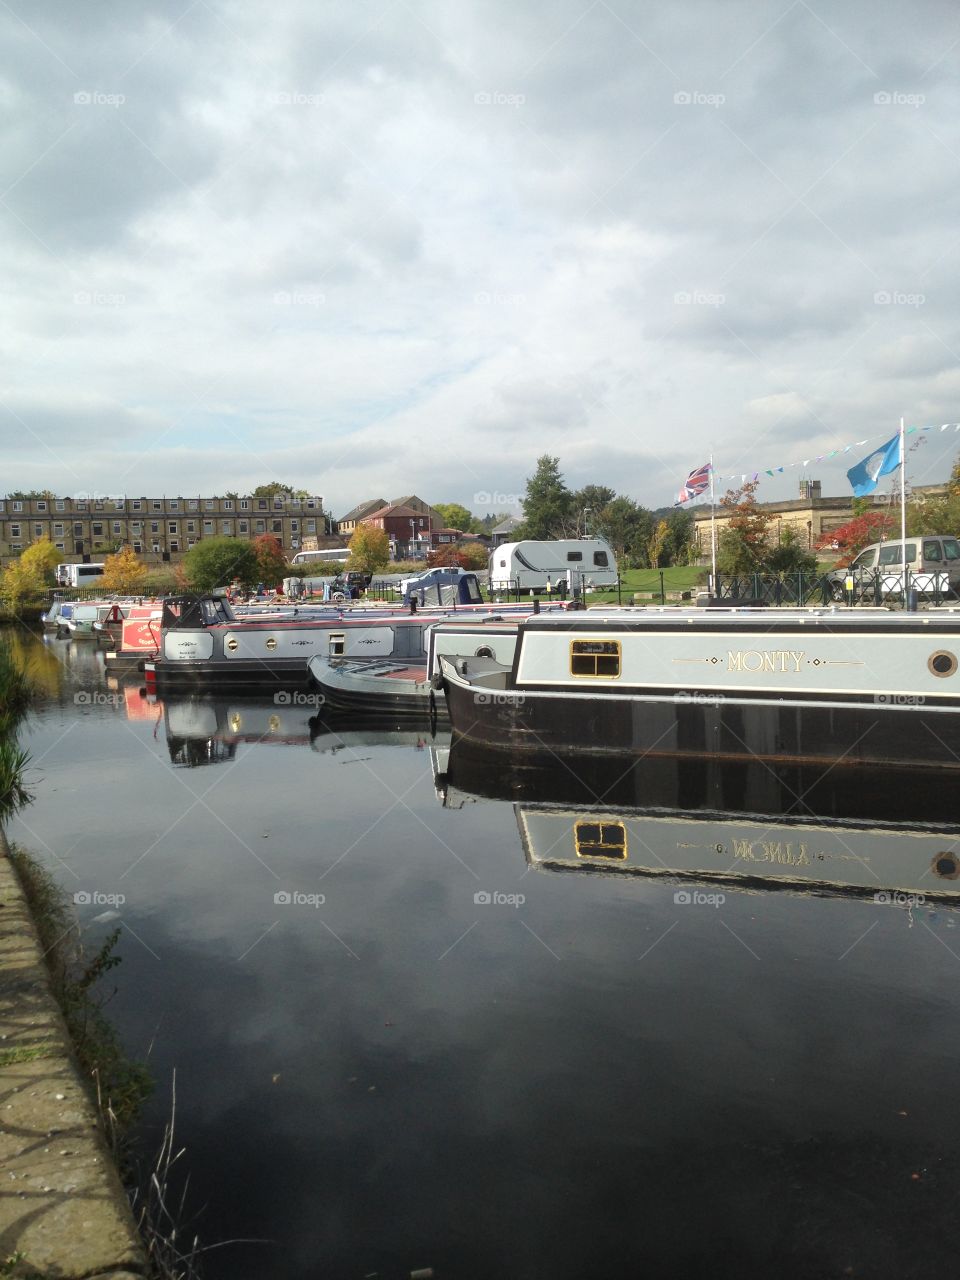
[517,606,960,631]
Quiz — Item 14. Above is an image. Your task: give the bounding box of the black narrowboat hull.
[146,658,315,696]
[442,678,960,770]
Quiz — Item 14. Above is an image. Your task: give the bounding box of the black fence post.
[659,570,665,605]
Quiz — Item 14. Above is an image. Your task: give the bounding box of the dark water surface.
[9,631,960,1279]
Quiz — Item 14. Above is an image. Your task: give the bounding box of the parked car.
[824,535,960,601]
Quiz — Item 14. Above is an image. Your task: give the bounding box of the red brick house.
[362,503,432,558]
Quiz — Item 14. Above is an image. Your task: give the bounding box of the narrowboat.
[103,607,164,670]
[144,594,434,695]
[306,614,525,716]
[307,655,436,717]
[145,594,568,696]
[436,607,960,770]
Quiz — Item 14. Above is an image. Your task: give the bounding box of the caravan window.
[566,551,583,562]
[593,551,609,567]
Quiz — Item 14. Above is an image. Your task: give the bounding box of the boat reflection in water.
[163,698,444,767]
[437,742,960,904]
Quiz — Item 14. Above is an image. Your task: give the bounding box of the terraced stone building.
[0,493,331,567]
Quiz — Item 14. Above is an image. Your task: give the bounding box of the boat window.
[879,543,916,566]
[924,541,943,561]
[571,639,621,678]
[574,820,627,860]
[464,577,483,603]
[329,632,345,656]
[593,551,609,566]
[944,540,960,560]
[566,551,583,562]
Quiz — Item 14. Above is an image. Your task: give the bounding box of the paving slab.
[0,838,147,1278]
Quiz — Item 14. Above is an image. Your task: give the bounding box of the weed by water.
[8,845,152,1133]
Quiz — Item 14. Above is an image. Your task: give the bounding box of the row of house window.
[5,519,316,537]
[0,497,323,513]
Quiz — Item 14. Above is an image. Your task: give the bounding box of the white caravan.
[489,539,618,593]
[55,563,105,588]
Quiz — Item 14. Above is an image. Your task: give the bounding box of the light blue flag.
[846,433,901,496]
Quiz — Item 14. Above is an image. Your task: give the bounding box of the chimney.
[799,479,822,501]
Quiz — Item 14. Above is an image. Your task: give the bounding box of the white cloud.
[2,0,960,511]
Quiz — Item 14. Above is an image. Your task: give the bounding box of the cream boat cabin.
[436,607,960,769]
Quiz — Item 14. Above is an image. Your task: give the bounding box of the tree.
[101,545,148,593]
[183,537,258,592]
[647,518,670,569]
[251,534,288,587]
[949,450,960,498]
[908,492,960,536]
[252,482,309,499]
[663,508,694,566]
[19,538,59,586]
[347,524,390,573]
[595,496,653,567]
[427,542,488,569]
[432,503,475,533]
[1,560,43,612]
[765,526,818,575]
[814,510,895,563]
[716,482,772,574]
[572,485,616,535]
[519,456,574,539]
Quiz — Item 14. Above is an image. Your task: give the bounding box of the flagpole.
[709,451,717,591]
[900,416,908,605]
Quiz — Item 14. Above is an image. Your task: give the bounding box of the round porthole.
[928,650,958,678]
[932,851,960,880]
[225,636,239,652]
[475,645,495,658]
[265,637,278,651]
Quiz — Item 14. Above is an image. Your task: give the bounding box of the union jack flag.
[676,461,711,504]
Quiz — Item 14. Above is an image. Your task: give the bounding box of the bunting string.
[701,422,960,491]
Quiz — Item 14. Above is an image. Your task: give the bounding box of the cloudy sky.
[3,0,960,517]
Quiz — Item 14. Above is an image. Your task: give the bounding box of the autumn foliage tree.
[814,510,895,564]
[251,534,288,586]
[101,545,148,593]
[347,524,390,574]
[716,482,773,574]
[0,538,59,613]
[19,538,59,586]
[426,542,489,570]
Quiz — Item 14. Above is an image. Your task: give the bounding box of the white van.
[489,539,618,593]
[825,536,960,601]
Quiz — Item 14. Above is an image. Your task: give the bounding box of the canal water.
[8,629,960,1279]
